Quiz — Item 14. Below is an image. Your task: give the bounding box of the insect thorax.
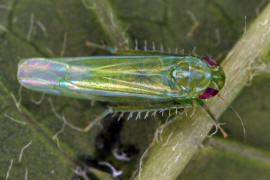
[171,56,211,98]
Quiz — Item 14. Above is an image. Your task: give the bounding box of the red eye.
[202,57,219,66]
[199,88,219,99]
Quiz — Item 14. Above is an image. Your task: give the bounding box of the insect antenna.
[217,94,246,140]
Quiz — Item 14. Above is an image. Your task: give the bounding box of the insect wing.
[18,56,186,103]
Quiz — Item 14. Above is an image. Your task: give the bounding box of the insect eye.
[202,57,219,66]
[199,88,219,99]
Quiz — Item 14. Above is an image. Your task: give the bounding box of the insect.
[17,44,227,138]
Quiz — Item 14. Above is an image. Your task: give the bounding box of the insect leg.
[85,41,116,54]
[111,101,192,114]
[111,46,186,56]
[83,108,112,132]
[111,103,189,179]
[150,111,184,146]
[86,41,185,56]
[196,99,228,138]
[111,102,190,145]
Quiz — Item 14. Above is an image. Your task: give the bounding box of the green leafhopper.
[17,47,226,136]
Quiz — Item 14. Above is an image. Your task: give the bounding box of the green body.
[17,55,223,106]
[17,49,227,136]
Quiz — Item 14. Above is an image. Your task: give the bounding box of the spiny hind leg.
[112,101,192,145]
[86,40,185,56]
[111,103,190,142]
[110,102,191,178]
[81,102,183,132]
[82,102,189,133]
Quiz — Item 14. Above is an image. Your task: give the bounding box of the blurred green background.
[1,0,270,179]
